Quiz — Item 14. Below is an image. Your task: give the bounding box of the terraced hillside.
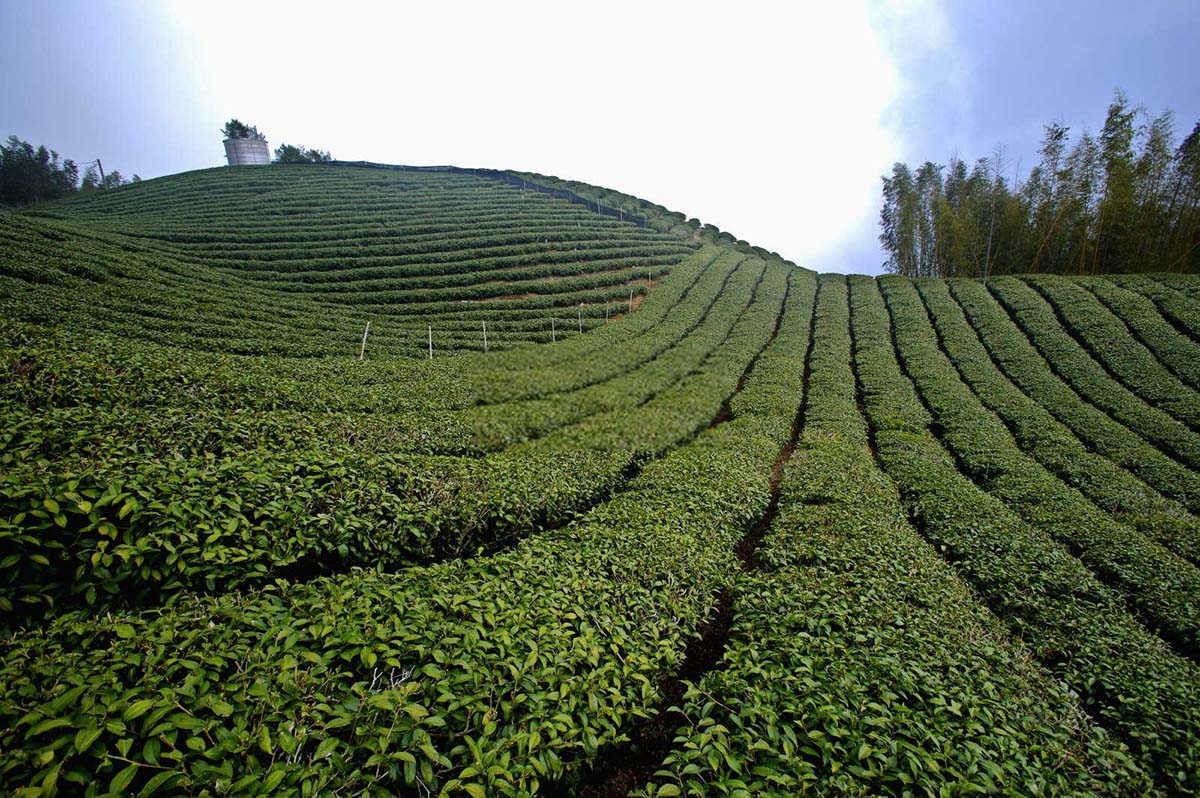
[1,165,1200,797]
[1,166,696,356]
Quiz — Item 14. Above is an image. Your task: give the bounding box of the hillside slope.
[1,165,697,356]
[1,165,1200,796]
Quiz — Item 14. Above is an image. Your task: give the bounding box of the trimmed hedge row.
[0,252,735,416]
[987,276,1200,470]
[0,265,808,797]
[3,258,661,358]
[0,256,755,466]
[949,278,1200,514]
[1082,277,1200,390]
[1024,275,1200,430]
[1110,273,1200,344]
[1152,273,1200,303]
[270,262,676,307]
[880,275,1200,659]
[917,278,1200,565]
[0,262,789,621]
[116,210,648,244]
[205,245,691,278]
[640,275,1147,797]
[4,165,700,356]
[180,232,680,264]
[849,274,1200,795]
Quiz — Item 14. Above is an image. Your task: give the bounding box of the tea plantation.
[2,164,1199,796]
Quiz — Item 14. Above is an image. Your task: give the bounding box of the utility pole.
[482,320,488,352]
[359,321,370,361]
[81,159,105,188]
[428,325,433,359]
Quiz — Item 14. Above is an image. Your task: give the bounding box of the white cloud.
[868,0,971,161]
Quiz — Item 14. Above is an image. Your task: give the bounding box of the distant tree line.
[1,135,136,208]
[273,143,332,163]
[880,92,1200,276]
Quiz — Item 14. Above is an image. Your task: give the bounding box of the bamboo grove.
[880,92,1200,278]
[1,164,1200,796]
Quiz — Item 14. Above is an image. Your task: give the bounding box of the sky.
[2,0,1198,275]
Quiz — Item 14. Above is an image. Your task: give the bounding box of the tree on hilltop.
[273,143,332,163]
[222,119,266,141]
